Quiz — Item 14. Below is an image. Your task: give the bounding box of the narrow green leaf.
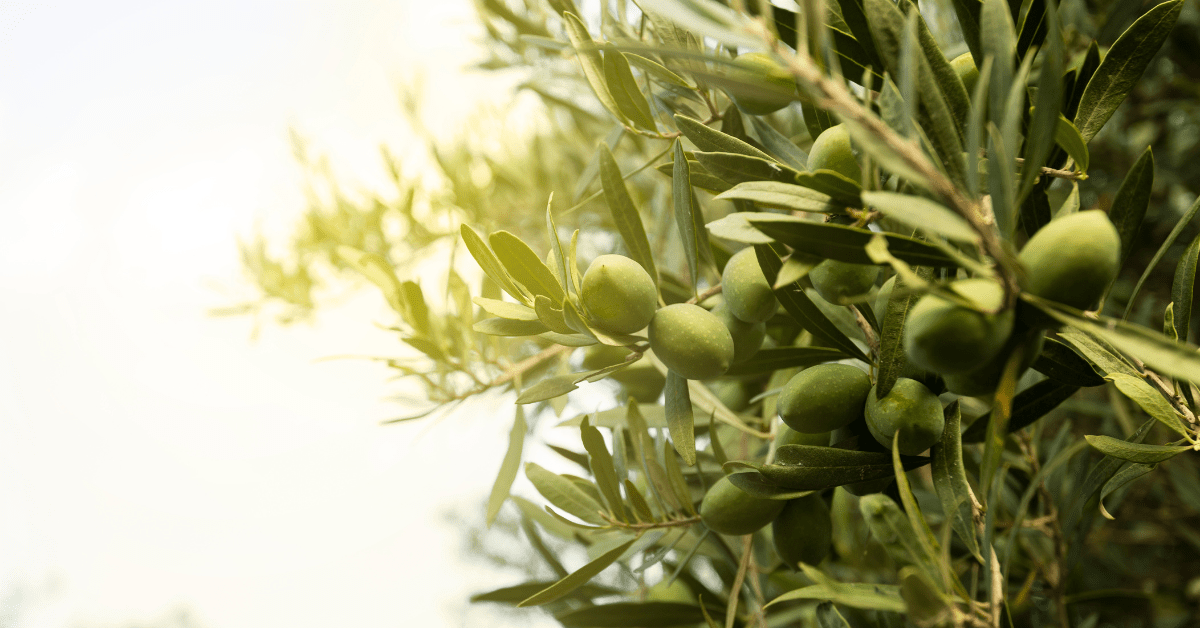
[1074,0,1183,143]
[562,12,627,124]
[675,114,772,161]
[486,408,527,526]
[981,0,1016,136]
[877,267,935,398]
[714,181,842,214]
[1031,338,1107,387]
[1053,115,1089,173]
[903,0,971,131]
[891,431,943,582]
[815,602,853,628]
[1171,232,1200,343]
[735,445,930,490]
[634,0,759,49]
[1110,147,1154,268]
[599,143,658,285]
[490,230,566,303]
[705,212,774,245]
[726,472,815,500]
[515,360,629,404]
[462,227,531,305]
[859,492,940,581]
[474,317,551,336]
[1056,326,1140,378]
[662,439,697,515]
[930,401,983,561]
[519,536,638,606]
[626,53,694,89]
[560,403,667,429]
[582,417,627,520]
[603,44,657,131]
[962,379,1080,442]
[546,198,572,296]
[723,346,847,376]
[335,246,406,314]
[980,345,1026,501]
[1066,41,1101,119]
[473,297,538,321]
[673,141,701,291]
[665,371,697,466]
[755,244,872,363]
[471,581,619,604]
[1106,373,1191,437]
[863,191,979,242]
[1124,193,1200,319]
[534,295,576,335]
[557,602,708,627]
[693,151,804,186]
[525,462,607,524]
[744,213,957,267]
[1084,435,1191,464]
[748,117,809,170]
[625,480,655,522]
[768,580,906,613]
[1098,461,1157,520]
[1018,0,1063,207]
[948,0,984,68]
[1063,418,1155,534]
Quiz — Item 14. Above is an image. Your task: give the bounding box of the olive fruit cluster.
[699,477,832,569]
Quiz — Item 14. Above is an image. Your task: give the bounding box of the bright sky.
[0,1,560,626]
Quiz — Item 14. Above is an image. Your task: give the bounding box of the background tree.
[225,0,1200,625]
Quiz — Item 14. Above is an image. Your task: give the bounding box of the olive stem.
[597,512,702,530]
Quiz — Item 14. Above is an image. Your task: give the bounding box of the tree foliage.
[226,0,1200,626]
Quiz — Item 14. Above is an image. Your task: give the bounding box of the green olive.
[777,364,872,433]
[809,259,880,304]
[943,329,1045,398]
[581,254,658,334]
[649,304,736,380]
[808,124,862,182]
[772,494,833,569]
[903,279,1014,375]
[711,301,766,363]
[699,475,786,535]
[776,425,831,448]
[726,52,798,115]
[722,248,777,323]
[864,378,945,455]
[1019,210,1120,311]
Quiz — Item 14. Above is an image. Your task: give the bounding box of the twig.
[597,512,703,530]
[726,535,753,628]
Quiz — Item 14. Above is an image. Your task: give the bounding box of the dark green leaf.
[931,401,983,561]
[557,602,708,627]
[963,379,1080,442]
[755,244,872,363]
[793,170,863,204]
[474,317,551,336]
[461,225,529,304]
[486,407,527,527]
[1099,461,1156,520]
[1032,338,1107,387]
[726,471,815,500]
[1110,146,1154,268]
[675,114,772,161]
[730,445,929,490]
[490,230,566,303]
[714,181,842,214]
[815,602,852,628]
[673,142,701,291]
[1172,232,1200,343]
[603,43,657,130]
[1063,418,1155,535]
[835,0,886,71]
[693,151,803,186]
[599,143,659,285]
[1066,41,1101,119]
[723,346,847,376]
[877,267,935,398]
[662,439,697,515]
[1074,0,1183,143]
[1017,0,1063,206]
[665,371,696,466]
[744,213,957,267]
[1084,435,1190,464]
[948,0,983,67]
[519,536,638,606]
[1124,193,1200,319]
[656,159,734,193]
[748,117,808,170]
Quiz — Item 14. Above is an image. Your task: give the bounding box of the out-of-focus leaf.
[335,246,405,314]
[767,563,906,613]
[931,401,982,561]
[1074,0,1183,143]
[1032,338,1107,387]
[714,181,842,214]
[515,360,632,404]
[1017,0,1063,206]
[815,601,852,628]
[664,371,696,466]
[755,244,872,363]
[748,117,808,171]
[1124,194,1200,318]
[599,143,659,286]
[862,191,978,242]
[556,602,709,627]
[675,114,772,161]
[635,0,759,49]
[1083,435,1190,464]
[486,407,526,527]
[562,12,627,124]
[1109,147,1154,268]
[560,404,668,429]
[519,536,638,606]
[1172,233,1200,343]
[891,432,942,580]
[1063,418,1155,535]
[1066,41,1101,119]
[903,0,971,131]
[963,379,1080,442]
[471,581,620,604]
[745,213,956,267]
[948,0,983,63]
[723,347,846,376]
[490,230,566,303]
[673,142,701,291]
[582,417,628,521]
[626,53,693,89]
[726,472,814,500]
[474,317,550,336]
[1099,461,1157,520]
[1054,115,1089,174]
[603,43,657,130]
[525,462,607,525]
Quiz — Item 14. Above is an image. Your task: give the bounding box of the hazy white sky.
[0,1,561,626]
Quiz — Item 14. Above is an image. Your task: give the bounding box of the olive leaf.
[581,417,629,521]
[664,370,697,466]
[1084,435,1191,464]
[862,191,978,243]
[486,407,527,527]
[723,347,847,376]
[461,225,531,304]
[745,213,957,267]
[518,536,639,606]
[490,230,567,303]
[931,401,983,561]
[556,602,710,627]
[747,117,809,170]
[1098,461,1157,520]
[714,181,843,214]
[599,143,659,287]
[674,114,773,161]
[562,12,628,125]
[673,141,702,291]
[603,43,657,131]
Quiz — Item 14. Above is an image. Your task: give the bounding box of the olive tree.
[229,0,1200,625]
